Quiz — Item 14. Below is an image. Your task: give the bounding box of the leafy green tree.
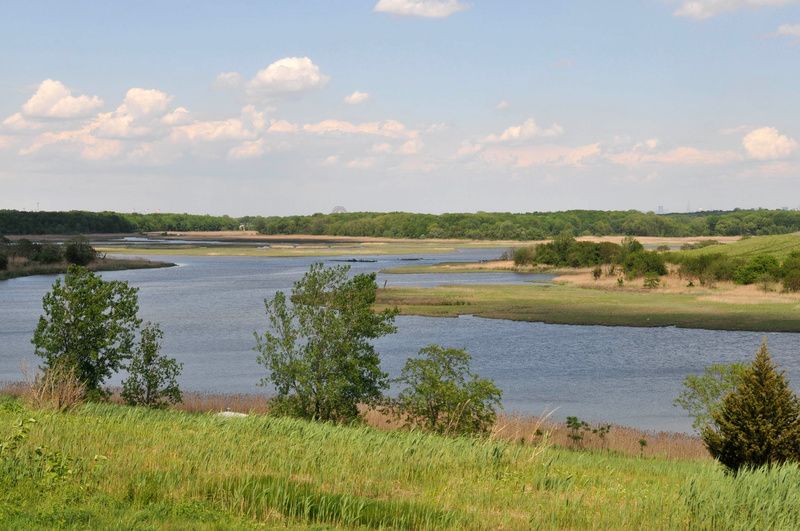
[122,323,183,408]
[702,341,800,472]
[255,263,398,423]
[393,345,502,436]
[32,266,141,398]
[674,362,748,432]
[64,238,96,266]
[34,243,63,264]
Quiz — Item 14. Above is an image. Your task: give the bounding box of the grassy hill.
[2,396,799,529]
[682,233,800,259]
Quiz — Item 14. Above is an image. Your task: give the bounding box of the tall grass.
[2,397,799,529]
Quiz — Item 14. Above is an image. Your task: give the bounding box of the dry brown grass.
[17,362,85,411]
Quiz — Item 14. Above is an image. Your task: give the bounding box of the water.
[1,249,798,433]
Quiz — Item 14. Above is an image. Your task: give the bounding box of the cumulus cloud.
[483,118,564,143]
[267,119,299,133]
[214,71,243,89]
[374,0,468,18]
[674,0,798,19]
[344,91,370,105]
[742,126,798,160]
[91,88,173,139]
[302,119,417,139]
[776,23,800,39]
[2,112,41,131]
[246,57,329,97]
[171,105,265,143]
[480,143,601,168]
[228,139,266,159]
[495,100,509,110]
[161,107,191,126]
[21,79,103,119]
[321,155,340,166]
[607,145,741,166]
[346,157,376,169]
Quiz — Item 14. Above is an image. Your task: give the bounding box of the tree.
[255,263,398,423]
[0,252,7,271]
[32,266,141,398]
[393,345,502,436]
[65,238,96,266]
[122,323,183,408]
[674,362,748,432]
[702,341,800,472]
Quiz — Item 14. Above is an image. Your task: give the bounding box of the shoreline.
[0,257,175,281]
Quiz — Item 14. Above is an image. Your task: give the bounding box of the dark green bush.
[34,243,63,264]
[733,255,781,285]
[64,239,97,266]
[623,250,667,277]
[783,271,800,292]
[0,253,7,270]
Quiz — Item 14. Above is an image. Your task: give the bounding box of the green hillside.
[2,397,799,529]
[682,233,800,259]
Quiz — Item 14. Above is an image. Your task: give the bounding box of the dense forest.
[2,208,800,239]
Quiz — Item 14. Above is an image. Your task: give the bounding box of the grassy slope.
[681,233,800,259]
[2,398,799,529]
[375,283,800,332]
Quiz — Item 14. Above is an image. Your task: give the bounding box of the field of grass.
[680,233,800,259]
[0,257,174,281]
[375,282,800,332]
[2,396,799,529]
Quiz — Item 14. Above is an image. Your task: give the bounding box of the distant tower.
[331,206,347,214]
[657,205,664,215]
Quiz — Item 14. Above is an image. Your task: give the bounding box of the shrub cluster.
[672,251,800,290]
[513,235,666,278]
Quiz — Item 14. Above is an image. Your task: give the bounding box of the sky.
[1,0,799,216]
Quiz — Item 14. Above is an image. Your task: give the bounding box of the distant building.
[331,206,347,214]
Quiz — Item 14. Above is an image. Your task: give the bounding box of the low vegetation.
[0,237,173,280]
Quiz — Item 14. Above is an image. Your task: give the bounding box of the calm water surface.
[1,248,798,433]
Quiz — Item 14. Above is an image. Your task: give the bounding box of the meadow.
[679,232,800,259]
[2,395,800,530]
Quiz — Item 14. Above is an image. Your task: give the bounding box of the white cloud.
[161,107,191,126]
[214,71,243,89]
[228,139,266,159]
[302,119,417,139]
[480,143,601,168]
[171,105,264,143]
[374,0,468,18]
[267,119,299,133]
[321,155,340,166]
[742,126,798,160]
[675,0,798,19]
[344,91,370,105]
[346,157,376,169]
[21,127,123,161]
[372,142,393,154]
[607,145,741,166]
[2,112,40,131]
[21,79,103,119]
[247,57,329,97]
[776,23,800,38]
[484,118,564,143]
[495,100,509,110]
[397,138,423,155]
[91,88,173,139]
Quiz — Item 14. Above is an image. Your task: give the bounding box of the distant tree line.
[4,208,800,238]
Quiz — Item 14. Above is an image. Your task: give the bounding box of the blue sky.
[1,0,799,215]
